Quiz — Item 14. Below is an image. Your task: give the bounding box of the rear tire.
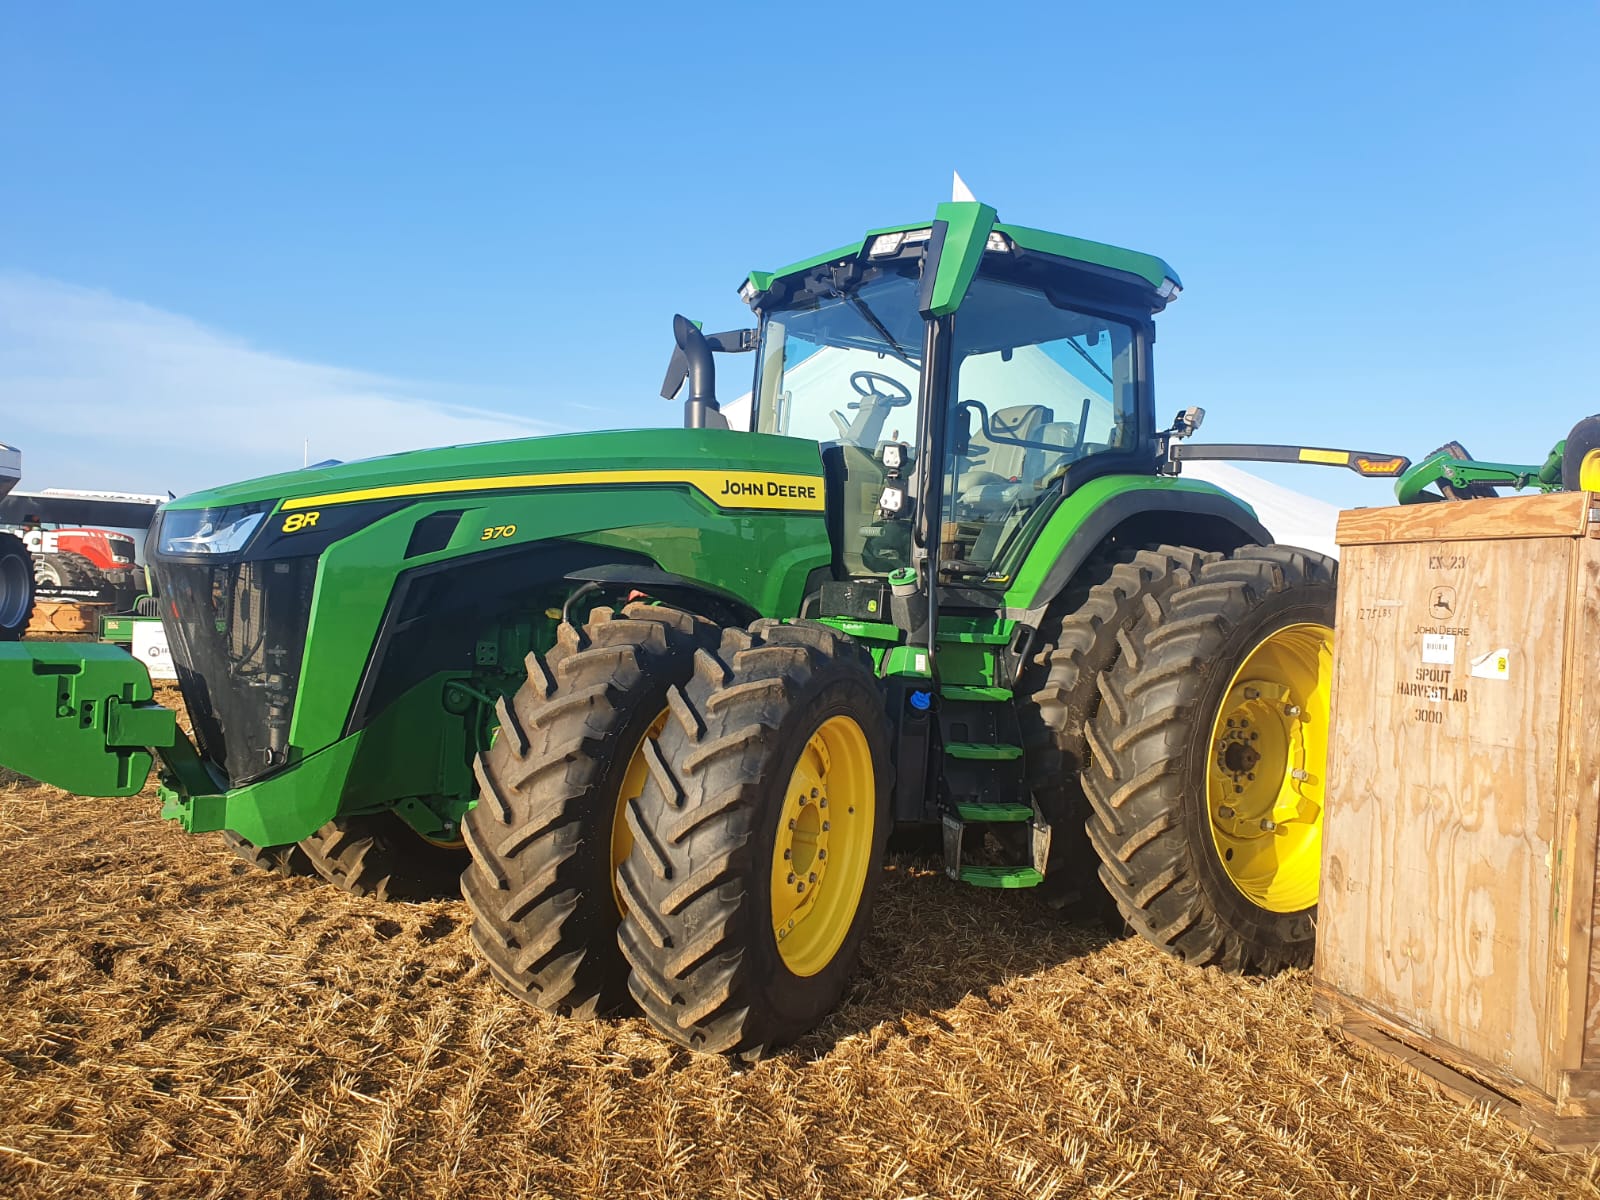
[462,603,717,1018]
[1018,545,1216,925]
[222,831,312,877]
[618,620,891,1055]
[1561,415,1600,494]
[1081,545,1337,972]
[299,811,466,900]
[0,532,34,640]
[34,550,103,590]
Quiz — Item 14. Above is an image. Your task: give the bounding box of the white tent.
[1181,460,1341,560]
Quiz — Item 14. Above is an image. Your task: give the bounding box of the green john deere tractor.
[0,200,1416,1053]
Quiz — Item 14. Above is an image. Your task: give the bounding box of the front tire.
[1081,545,1337,972]
[0,532,35,640]
[461,603,716,1018]
[299,811,466,900]
[618,620,891,1055]
[34,550,103,590]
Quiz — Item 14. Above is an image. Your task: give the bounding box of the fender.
[1007,486,1270,625]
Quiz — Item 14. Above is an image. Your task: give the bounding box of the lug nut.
[1261,818,1277,831]
[818,849,826,860]
[811,788,819,798]
[1285,704,1302,717]
[1234,785,1243,794]
[819,798,827,808]
[1291,768,1310,781]
[788,819,796,830]
[1250,732,1258,741]
[822,821,830,832]
[783,848,791,859]
[797,882,805,893]
[787,872,796,884]
[1218,806,1235,819]
[1244,687,1260,700]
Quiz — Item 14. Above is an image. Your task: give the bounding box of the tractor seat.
[956,404,1051,508]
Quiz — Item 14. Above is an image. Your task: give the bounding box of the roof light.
[985,231,1014,253]
[868,228,932,258]
[739,279,759,303]
[868,232,905,258]
[1157,277,1182,301]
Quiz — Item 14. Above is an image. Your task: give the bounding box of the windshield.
[941,274,1142,579]
[751,270,925,576]
[751,272,923,451]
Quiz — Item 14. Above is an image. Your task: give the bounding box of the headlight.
[160,504,270,556]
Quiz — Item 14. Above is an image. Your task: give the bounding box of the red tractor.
[25,525,141,596]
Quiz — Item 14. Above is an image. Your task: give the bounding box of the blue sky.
[2,2,1596,509]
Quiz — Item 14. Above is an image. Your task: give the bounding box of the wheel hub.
[1205,624,1332,913]
[769,715,874,977]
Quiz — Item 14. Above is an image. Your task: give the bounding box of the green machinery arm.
[1393,445,1565,504]
[0,643,219,799]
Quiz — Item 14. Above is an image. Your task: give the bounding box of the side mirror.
[951,404,976,457]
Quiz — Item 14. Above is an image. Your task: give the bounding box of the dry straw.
[1,688,1597,1199]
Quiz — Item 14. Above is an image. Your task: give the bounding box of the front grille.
[150,556,317,787]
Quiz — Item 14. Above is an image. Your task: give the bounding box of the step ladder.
[936,686,1050,889]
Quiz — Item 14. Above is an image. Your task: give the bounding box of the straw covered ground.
[2,689,1597,1199]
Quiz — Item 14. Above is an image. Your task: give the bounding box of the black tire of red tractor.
[34,550,103,590]
[1427,441,1499,501]
[1080,545,1337,973]
[0,531,35,640]
[299,811,467,901]
[222,831,313,877]
[461,603,718,1019]
[1561,415,1600,493]
[1018,545,1218,926]
[617,620,891,1056]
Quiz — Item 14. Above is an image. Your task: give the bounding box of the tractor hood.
[164,427,824,515]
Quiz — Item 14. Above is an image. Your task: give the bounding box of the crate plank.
[1335,491,1591,547]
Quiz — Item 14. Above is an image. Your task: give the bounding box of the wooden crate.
[1315,491,1600,1151]
[26,599,109,635]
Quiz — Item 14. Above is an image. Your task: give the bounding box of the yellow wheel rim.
[1580,448,1600,493]
[1205,622,1332,913]
[612,710,667,916]
[770,715,875,977]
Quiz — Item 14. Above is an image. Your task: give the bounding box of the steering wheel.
[848,370,913,409]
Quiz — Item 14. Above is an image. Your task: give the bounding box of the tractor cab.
[673,202,1182,591]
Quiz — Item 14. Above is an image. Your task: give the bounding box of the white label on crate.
[132,620,177,680]
[1469,647,1510,681]
[1421,633,1455,664]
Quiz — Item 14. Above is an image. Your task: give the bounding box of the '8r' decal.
[282,511,320,533]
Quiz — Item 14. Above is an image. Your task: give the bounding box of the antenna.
[304,438,309,468]
[952,171,977,203]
